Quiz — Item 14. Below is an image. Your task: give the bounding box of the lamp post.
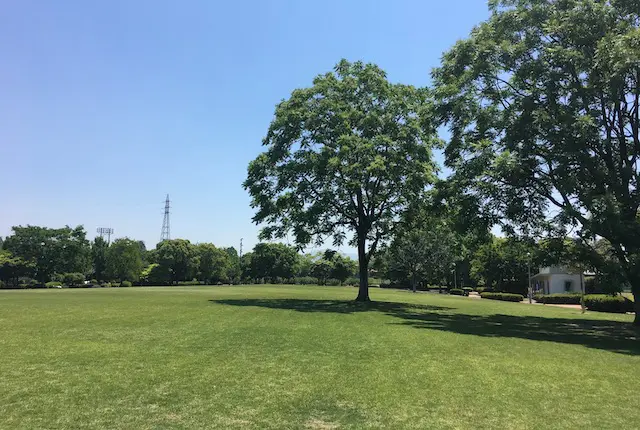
[527,252,532,304]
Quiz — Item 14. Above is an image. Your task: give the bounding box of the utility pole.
[527,252,532,304]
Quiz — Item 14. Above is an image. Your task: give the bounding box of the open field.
[0,285,638,429]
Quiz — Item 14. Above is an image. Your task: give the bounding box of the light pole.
[527,252,532,304]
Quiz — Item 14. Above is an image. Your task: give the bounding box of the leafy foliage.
[247,243,300,282]
[433,0,640,323]
[196,243,231,284]
[156,239,198,284]
[107,238,144,282]
[3,225,90,282]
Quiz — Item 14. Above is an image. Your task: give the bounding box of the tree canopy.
[433,0,640,323]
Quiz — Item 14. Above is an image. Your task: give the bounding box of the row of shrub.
[533,293,582,305]
[584,295,634,313]
[449,287,474,297]
[480,292,524,302]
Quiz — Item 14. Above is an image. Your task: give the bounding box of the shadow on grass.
[210,298,639,356]
[211,298,451,314]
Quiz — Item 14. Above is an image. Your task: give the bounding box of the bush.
[584,294,634,313]
[45,281,62,288]
[462,287,473,296]
[177,280,202,286]
[101,282,112,288]
[63,272,85,287]
[534,293,582,305]
[295,276,319,285]
[89,279,98,285]
[325,278,341,286]
[450,288,464,296]
[120,281,132,288]
[480,292,524,302]
[345,277,359,286]
[497,280,527,296]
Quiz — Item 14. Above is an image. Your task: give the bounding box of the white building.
[531,266,584,295]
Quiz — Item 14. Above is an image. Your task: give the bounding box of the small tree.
[312,259,334,286]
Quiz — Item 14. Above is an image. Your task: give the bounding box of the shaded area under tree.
[211,298,639,356]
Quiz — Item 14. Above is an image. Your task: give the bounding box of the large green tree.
[389,224,458,291]
[4,225,90,282]
[0,250,35,287]
[196,243,230,284]
[156,239,198,284]
[471,236,537,295]
[91,237,109,281]
[248,243,300,282]
[244,60,438,301]
[106,238,144,283]
[223,247,241,283]
[433,0,640,323]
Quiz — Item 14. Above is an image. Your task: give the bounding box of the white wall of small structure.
[548,274,582,294]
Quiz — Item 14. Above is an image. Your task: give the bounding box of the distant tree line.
[0,225,358,288]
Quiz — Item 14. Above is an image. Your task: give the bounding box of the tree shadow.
[210,298,639,356]
[210,298,451,314]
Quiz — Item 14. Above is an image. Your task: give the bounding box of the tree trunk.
[356,234,370,302]
[412,274,417,293]
[627,266,640,327]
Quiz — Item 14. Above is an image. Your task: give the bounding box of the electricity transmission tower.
[96,227,114,244]
[160,194,171,242]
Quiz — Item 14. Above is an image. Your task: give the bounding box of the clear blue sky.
[0,0,489,252]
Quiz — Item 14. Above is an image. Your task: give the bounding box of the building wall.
[549,274,582,294]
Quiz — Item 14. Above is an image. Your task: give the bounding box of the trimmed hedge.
[480,292,524,302]
[534,293,582,305]
[584,294,634,313]
[295,277,320,285]
[45,281,62,288]
[450,288,464,296]
[120,281,132,288]
[177,280,202,286]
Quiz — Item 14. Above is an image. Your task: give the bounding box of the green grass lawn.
[1,286,638,429]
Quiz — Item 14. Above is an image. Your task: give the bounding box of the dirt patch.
[544,304,583,310]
